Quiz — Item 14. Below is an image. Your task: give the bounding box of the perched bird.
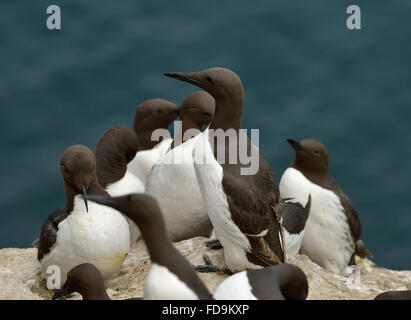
[214,263,308,300]
[52,263,142,300]
[278,195,311,257]
[280,138,372,274]
[52,263,110,300]
[164,67,284,273]
[85,193,309,300]
[374,290,411,300]
[96,126,144,245]
[85,193,212,300]
[145,91,215,241]
[127,98,180,184]
[37,145,130,285]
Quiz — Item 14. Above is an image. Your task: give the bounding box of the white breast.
[145,134,211,241]
[127,138,173,185]
[105,171,145,246]
[283,228,305,257]
[192,129,261,272]
[279,167,354,274]
[213,271,257,300]
[40,195,130,285]
[144,263,198,300]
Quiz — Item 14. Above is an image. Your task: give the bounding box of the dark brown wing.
[327,176,361,241]
[37,207,68,261]
[246,236,282,266]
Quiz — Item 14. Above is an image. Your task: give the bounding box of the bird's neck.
[209,97,242,131]
[96,147,127,189]
[172,118,202,149]
[64,179,107,213]
[136,129,165,151]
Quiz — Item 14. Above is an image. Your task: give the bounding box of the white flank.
[105,171,145,246]
[40,195,130,285]
[145,133,211,241]
[279,167,354,274]
[144,263,198,300]
[213,271,257,300]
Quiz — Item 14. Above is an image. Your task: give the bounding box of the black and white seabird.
[280,138,373,274]
[214,263,308,300]
[96,126,145,245]
[52,263,110,300]
[164,67,284,273]
[85,193,309,300]
[145,91,215,241]
[278,195,311,257]
[85,193,212,300]
[37,145,130,285]
[127,98,180,184]
[52,263,143,300]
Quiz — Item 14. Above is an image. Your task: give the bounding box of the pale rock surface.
[0,237,410,300]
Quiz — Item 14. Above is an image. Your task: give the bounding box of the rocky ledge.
[0,237,410,300]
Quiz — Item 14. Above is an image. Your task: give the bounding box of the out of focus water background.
[0,1,410,269]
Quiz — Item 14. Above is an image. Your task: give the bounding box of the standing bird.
[96,126,145,246]
[145,91,215,241]
[37,145,130,285]
[164,67,284,273]
[127,99,180,184]
[280,138,372,274]
[85,193,309,300]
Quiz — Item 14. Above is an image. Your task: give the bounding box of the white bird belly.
[145,134,212,241]
[279,167,354,274]
[144,263,198,300]
[213,271,257,300]
[40,195,130,285]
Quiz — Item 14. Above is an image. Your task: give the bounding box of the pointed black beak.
[52,287,70,300]
[83,194,117,208]
[82,184,88,212]
[286,139,303,152]
[164,72,201,86]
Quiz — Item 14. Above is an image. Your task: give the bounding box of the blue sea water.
[0,0,410,270]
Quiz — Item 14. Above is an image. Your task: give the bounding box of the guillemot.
[280,138,373,274]
[96,126,145,246]
[85,193,309,300]
[52,263,142,300]
[164,67,284,273]
[52,263,110,300]
[37,145,130,285]
[214,263,308,300]
[127,98,180,184]
[145,91,215,241]
[85,193,212,300]
[278,195,311,257]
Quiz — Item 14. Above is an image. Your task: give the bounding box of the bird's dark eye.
[204,112,211,116]
[314,150,320,155]
[127,195,134,202]
[157,109,163,114]
[61,165,71,175]
[206,76,212,83]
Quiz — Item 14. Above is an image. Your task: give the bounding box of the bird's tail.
[355,239,373,259]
